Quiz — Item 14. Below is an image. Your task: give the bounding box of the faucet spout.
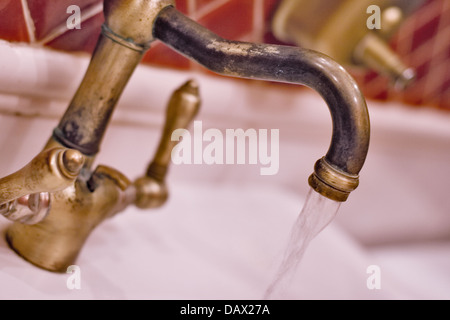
[2,0,370,273]
[153,7,370,201]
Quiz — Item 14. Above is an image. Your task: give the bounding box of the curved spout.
[153,7,370,201]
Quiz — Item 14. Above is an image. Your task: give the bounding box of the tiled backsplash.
[0,0,448,110]
[353,0,450,111]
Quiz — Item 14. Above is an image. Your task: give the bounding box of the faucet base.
[5,172,129,272]
[5,184,90,273]
[5,225,80,273]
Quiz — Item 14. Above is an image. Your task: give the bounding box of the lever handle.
[0,147,85,224]
[0,148,85,205]
[0,193,50,225]
[146,79,201,182]
[134,79,201,209]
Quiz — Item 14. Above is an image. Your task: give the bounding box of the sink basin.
[0,44,449,299]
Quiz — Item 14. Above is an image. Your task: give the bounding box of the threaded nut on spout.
[308,157,360,202]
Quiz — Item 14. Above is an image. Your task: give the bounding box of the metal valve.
[4,79,201,272]
[134,79,200,209]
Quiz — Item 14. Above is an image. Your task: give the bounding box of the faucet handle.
[0,148,85,204]
[134,79,201,209]
[0,147,85,223]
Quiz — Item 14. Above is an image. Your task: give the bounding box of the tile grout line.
[388,3,417,103]
[406,31,445,67]
[388,2,448,103]
[253,0,264,43]
[187,0,197,19]
[187,0,197,71]
[391,0,434,103]
[235,31,257,42]
[422,0,449,101]
[415,0,443,105]
[37,2,103,46]
[195,0,230,20]
[188,0,230,73]
[395,0,442,44]
[365,57,440,99]
[20,0,36,43]
[390,0,440,106]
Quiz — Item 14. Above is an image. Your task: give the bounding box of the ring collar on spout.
[103,0,175,47]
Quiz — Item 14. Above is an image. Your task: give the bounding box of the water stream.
[264,188,342,299]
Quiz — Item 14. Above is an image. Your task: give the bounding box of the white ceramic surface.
[0,43,449,300]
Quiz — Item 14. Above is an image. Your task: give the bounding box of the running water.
[264,188,341,299]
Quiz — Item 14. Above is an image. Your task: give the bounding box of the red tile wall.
[28,0,100,40]
[0,0,448,111]
[352,0,450,111]
[0,1,29,42]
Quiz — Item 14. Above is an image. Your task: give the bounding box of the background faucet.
[0,0,369,272]
[272,0,424,90]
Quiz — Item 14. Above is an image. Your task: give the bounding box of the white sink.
[0,43,449,299]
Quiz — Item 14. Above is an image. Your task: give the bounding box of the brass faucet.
[272,0,424,90]
[0,148,85,225]
[1,0,370,272]
[0,80,200,272]
[3,77,200,272]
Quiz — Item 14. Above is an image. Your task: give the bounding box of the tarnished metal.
[104,0,174,47]
[0,148,84,207]
[6,169,133,271]
[147,79,200,182]
[54,0,175,157]
[5,79,200,272]
[3,0,371,272]
[4,0,183,272]
[153,6,370,201]
[0,147,84,225]
[0,193,50,225]
[53,33,144,156]
[353,32,415,90]
[135,79,201,209]
[308,157,360,202]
